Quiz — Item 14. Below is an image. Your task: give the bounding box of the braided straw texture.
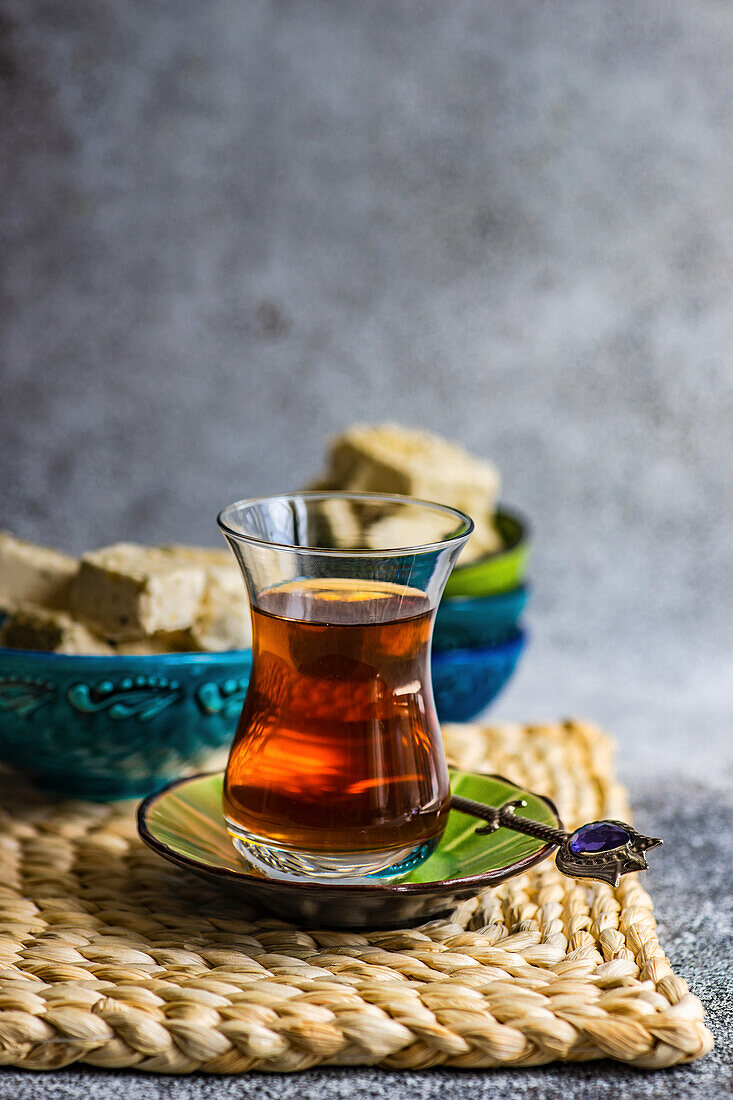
[0,719,713,1073]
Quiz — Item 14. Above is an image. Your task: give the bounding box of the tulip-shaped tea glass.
[218,492,473,880]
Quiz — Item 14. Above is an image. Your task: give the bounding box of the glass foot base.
[225,819,438,882]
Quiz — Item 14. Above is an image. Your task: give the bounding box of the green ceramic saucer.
[138,769,560,929]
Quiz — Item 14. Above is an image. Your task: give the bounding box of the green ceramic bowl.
[444,506,530,599]
[138,768,560,929]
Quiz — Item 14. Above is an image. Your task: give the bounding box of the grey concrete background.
[0,0,731,1095]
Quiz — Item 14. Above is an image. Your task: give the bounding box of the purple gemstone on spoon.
[569,821,631,854]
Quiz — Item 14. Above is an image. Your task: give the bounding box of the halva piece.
[115,631,192,655]
[325,423,501,519]
[73,543,206,641]
[159,545,251,651]
[0,605,113,655]
[186,568,252,651]
[0,532,77,611]
[365,508,461,552]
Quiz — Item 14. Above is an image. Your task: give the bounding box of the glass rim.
[217,491,474,557]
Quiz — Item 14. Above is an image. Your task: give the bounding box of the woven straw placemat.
[0,719,713,1073]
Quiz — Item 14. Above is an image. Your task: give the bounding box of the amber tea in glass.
[218,493,472,879]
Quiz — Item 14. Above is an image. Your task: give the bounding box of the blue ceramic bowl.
[0,647,252,799]
[431,630,526,723]
[433,585,529,652]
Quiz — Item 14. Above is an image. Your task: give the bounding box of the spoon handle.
[450,793,662,888]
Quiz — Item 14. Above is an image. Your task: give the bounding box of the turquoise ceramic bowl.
[0,647,252,799]
[434,585,528,651]
[431,630,526,722]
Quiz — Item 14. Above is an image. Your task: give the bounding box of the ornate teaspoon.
[450,794,662,888]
